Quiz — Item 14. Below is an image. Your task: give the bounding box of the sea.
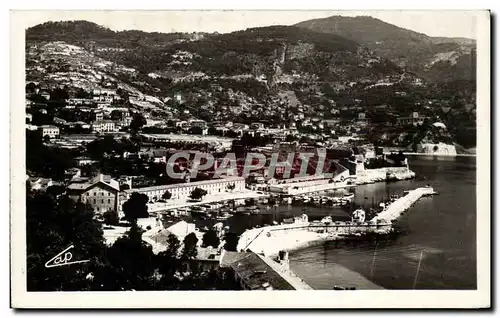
[288,155,477,290]
[179,155,477,290]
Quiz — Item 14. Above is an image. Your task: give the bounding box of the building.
[67,174,120,214]
[219,251,311,290]
[28,177,58,191]
[148,220,197,249]
[140,134,234,151]
[124,176,245,201]
[92,120,117,133]
[94,111,104,122]
[190,119,207,128]
[397,112,428,126]
[39,125,60,139]
[75,156,96,167]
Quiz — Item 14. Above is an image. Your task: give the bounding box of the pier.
[371,187,436,223]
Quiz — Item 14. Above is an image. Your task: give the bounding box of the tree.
[155,234,182,288]
[189,187,207,201]
[166,234,181,259]
[45,185,66,198]
[189,126,203,135]
[223,232,239,252]
[97,223,156,291]
[103,210,119,225]
[122,192,149,223]
[202,230,220,248]
[130,113,147,132]
[182,232,199,260]
[162,190,172,201]
[26,192,106,291]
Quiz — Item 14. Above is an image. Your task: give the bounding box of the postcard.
[10,9,490,309]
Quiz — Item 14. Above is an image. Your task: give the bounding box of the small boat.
[321,216,333,224]
[343,193,355,201]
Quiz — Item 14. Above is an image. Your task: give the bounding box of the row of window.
[86,191,114,197]
[86,198,114,204]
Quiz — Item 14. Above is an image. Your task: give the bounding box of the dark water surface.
[289,156,477,290]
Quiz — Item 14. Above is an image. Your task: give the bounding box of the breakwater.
[236,187,435,257]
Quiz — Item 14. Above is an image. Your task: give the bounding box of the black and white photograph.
[10,9,490,309]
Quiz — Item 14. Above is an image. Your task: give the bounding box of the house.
[39,91,50,100]
[39,125,60,139]
[64,168,82,180]
[145,220,197,254]
[250,122,265,130]
[397,112,428,126]
[75,156,95,167]
[92,120,117,133]
[66,174,120,214]
[94,111,104,122]
[190,119,207,128]
[28,177,57,191]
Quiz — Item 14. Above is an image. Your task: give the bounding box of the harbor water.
[289,155,477,290]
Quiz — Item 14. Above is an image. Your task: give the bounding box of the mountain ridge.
[294,15,476,83]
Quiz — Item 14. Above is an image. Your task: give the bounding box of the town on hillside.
[21,12,480,297]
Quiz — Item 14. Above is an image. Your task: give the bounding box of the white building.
[124,176,246,201]
[92,120,117,133]
[39,125,60,139]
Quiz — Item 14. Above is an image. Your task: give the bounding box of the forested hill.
[26,20,203,49]
[27,21,400,80]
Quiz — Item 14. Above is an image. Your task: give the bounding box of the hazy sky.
[21,10,478,39]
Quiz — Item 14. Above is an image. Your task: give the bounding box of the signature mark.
[44,245,90,268]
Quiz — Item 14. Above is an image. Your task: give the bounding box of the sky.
[20,10,478,39]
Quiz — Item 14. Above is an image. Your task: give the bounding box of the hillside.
[25,20,476,148]
[26,20,204,49]
[294,15,476,83]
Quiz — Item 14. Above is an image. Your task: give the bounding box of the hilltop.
[295,15,476,83]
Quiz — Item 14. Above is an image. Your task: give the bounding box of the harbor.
[236,186,437,257]
[290,155,476,290]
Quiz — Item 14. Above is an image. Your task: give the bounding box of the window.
[93,199,96,204]
[94,192,96,196]
[108,199,111,203]
[101,199,104,203]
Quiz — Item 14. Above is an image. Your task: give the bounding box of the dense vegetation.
[26,187,240,291]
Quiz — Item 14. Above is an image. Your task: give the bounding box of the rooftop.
[125,176,244,194]
[228,252,296,290]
